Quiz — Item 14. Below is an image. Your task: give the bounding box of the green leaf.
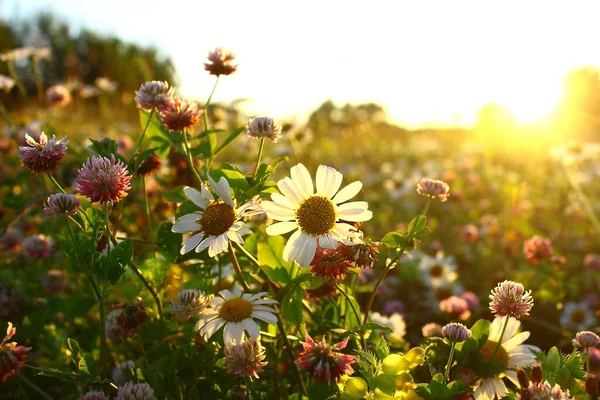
[213,126,245,156]
[340,292,361,329]
[447,380,473,397]
[67,338,81,359]
[382,231,406,248]
[472,353,505,378]
[193,132,217,159]
[455,337,477,364]
[407,215,429,238]
[545,346,561,372]
[134,147,158,172]
[156,222,182,259]
[139,109,171,158]
[210,164,249,192]
[162,185,187,203]
[281,284,303,326]
[258,236,294,284]
[93,239,133,285]
[469,319,490,349]
[429,373,447,398]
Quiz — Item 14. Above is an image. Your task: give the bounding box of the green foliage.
[139,109,173,158]
[534,347,587,396]
[415,373,472,400]
[93,239,133,285]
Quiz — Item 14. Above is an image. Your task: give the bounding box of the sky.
[2,0,600,127]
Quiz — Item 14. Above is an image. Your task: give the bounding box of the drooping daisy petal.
[242,319,260,339]
[332,181,363,204]
[184,186,209,209]
[182,233,204,254]
[261,201,296,220]
[295,234,317,267]
[283,230,303,261]
[252,310,278,324]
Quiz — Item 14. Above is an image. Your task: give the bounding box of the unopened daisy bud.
[22,234,53,260]
[170,289,210,322]
[523,235,553,264]
[136,153,162,177]
[489,280,534,318]
[586,374,598,397]
[417,178,450,202]
[159,96,202,132]
[75,155,132,204]
[441,322,471,342]
[204,47,238,76]
[18,132,68,174]
[0,322,32,382]
[44,193,80,217]
[46,84,71,107]
[80,390,110,400]
[0,75,15,93]
[134,81,174,112]
[115,381,157,400]
[531,364,543,384]
[573,331,600,349]
[246,117,282,142]
[224,338,267,381]
[516,367,530,389]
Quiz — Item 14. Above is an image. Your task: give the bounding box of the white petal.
[236,199,257,215]
[266,222,298,236]
[226,230,244,244]
[261,201,296,221]
[223,322,235,344]
[208,234,229,257]
[184,187,208,209]
[316,165,342,198]
[182,233,204,254]
[253,305,277,312]
[501,317,521,343]
[277,177,303,206]
[505,370,519,387]
[503,331,530,351]
[195,236,214,253]
[200,183,214,201]
[285,231,309,264]
[282,230,302,261]
[319,234,339,249]
[332,181,363,204]
[337,201,368,213]
[295,235,317,267]
[252,299,279,305]
[232,322,245,344]
[172,213,202,233]
[270,193,296,209]
[199,318,225,340]
[333,223,361,238]
[337,202,373,222]
[219,290,234,300]
[209,175,235,207]
[252,310,278,324]
[290,163,314,198]
[242,319,260,339]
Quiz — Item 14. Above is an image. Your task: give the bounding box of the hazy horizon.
[3,0,600,128]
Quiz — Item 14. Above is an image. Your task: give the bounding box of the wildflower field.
[2,41,600,400]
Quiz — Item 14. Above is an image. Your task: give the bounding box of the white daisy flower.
[560,301,596,331]
[172,176,258,257]
[473,316,539,400]
[419,251,458,289]
[195,287,278,344]
[261,163,373,267]
[369,312,406,342]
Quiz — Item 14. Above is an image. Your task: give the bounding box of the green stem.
[362,253,402,325]
[203,76,220,133]
[68,216,84,232]
[421,198,433,216]
[18,373,55,400]
[490,316,510,362]
[277,318,307,397]
[587,348,591,373]
[130,263,164,320]
[142,178,152,237]
[7,60,28,102]
[137,334,148,368]
[48,174,67,194]
[334,282,365,349]
[129,109,154,167]
[105,203,111,262]
[253,137,266,180]
[32,58,44,102]
[233,241,261,268]
[182,128,205,184]
[444,342,457,382]
[228,242,251,291]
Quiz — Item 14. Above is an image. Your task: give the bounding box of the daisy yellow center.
[429,264,444,277]
[296,195,336,236]
[219,298,253,322]
[571,310,585,324]
[201,203,236,236]
[479,340,509,368]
